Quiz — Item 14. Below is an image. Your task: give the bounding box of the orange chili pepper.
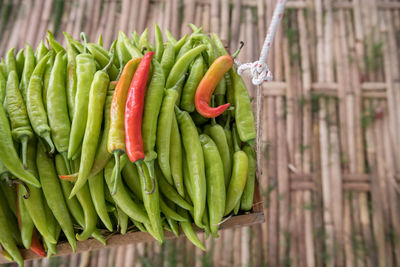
[195,55,232,118]
[107,58,141,194]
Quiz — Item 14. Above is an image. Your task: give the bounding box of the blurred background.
[1,0,400,266]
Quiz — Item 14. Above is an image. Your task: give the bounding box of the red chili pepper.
[125,51,154,163]
[195,55,232,118]
[30,230,46,257]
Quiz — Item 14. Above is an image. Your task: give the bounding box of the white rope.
[235,0,288,85]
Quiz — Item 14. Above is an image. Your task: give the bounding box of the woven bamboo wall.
[1,0,400,266]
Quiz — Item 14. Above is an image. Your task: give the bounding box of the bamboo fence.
[1,0,400,266]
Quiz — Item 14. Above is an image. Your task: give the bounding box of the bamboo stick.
[210,0,219,34]
[181,0,196,35]
[267,95,278,267]
[230,0,241,49]
[220,0,229,42]
[298,6,315,267]
[138,0,149,33]
[233,228,241,266]
[241,227,250,267]
[202,3,210,33]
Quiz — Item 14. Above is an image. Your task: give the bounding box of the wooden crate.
[0,179,264,264]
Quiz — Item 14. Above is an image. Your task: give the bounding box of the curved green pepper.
[26,53,55,153]
[36,143,76,252]
[174,107,206,228]
[199,134,225,237]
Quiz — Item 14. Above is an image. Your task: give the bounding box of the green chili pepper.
[36,143,76,252]
[156,163,193,211]
[47,30,65,53]
[199,134,226,237]
[170,115,184,196]
[0,104,40,187]
[181,56,204,113]
[122,162,142,201]
[68,35,96,159]
[21,44,36,101]
[224,113,234,156]
[177,207,206,251]
[240,145,256,211]
[6,70,34,168]
[65,39,78,121]
[137,163,164,243]
[160,197,187,222]
[166,45,206,89]
[231,69,256,143]
[117,31,132,67]
[165,29,177,45]
[6,48,17,75]
[0,181,17,218]
[86,91,114,178]
[70,53,113,197]
[42,200,59,257]
[131,31,140,47]
[88,170,113,231]
[116,206,128,234]
[89,42,121,68]
[104,159,150,224]
[21,140,56,244]
[154,24,164,62]
[0,72,5,104]
[26,53,56,153]
[224,126,249,215]
[17,184,34,249]
[75,183,98,241]
[138,28,153,52]
[156,89,178,184]
[176,40,193,61]
[0,184,21,246]
[15,48,24,79]
[47,51,71,167]
[174,34,188,55]
[43,50,56,113]
[0,58,7,77]
[163,199,180,237]
[35,40,49,62]
[182,150,194,204]
[63,32,84,54]
[175,106,206,227]
[0,196,24,266]
[142,59,165,162]
[204,120,232,187]
[160,42,175,78]
[120,31,142,59]
[55,157,106,245]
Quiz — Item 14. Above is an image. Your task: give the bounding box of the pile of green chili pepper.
[0,24,257,266]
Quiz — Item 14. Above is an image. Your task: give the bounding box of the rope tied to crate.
[235,0,287,85]
[234,0,288,184]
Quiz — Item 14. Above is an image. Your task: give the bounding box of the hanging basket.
[0,0,288,263]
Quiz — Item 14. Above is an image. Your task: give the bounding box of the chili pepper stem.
[232,41,244,59]
[143,160,156,195]
[42,133,55,154]
[61,152,72,175]
[102,47,115,73]
[11,179,30,199]
[136,161,155,194]
[80,32,88,54]
[111,151,121,195]
[20,135,29,169]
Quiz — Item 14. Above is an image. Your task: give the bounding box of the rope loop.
[236,0,287,85]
